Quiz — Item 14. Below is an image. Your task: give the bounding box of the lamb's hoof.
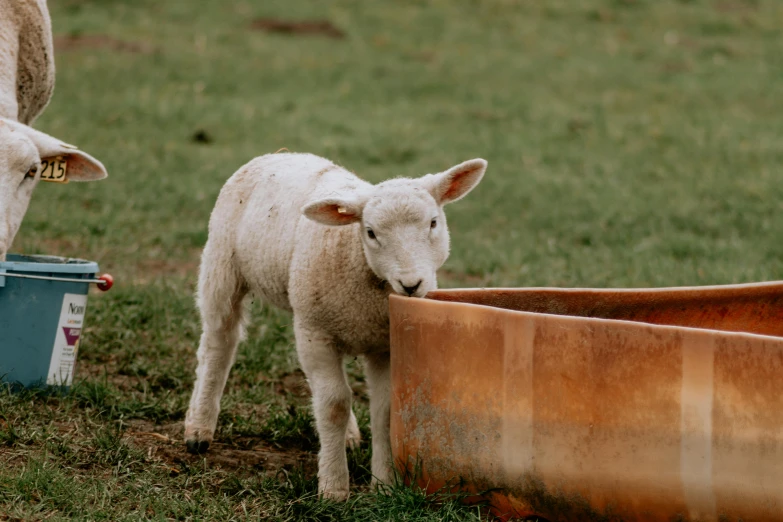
[371,476,393,494]
[319,487,350,502]
[318,475,350,501]
[186,439,210,455]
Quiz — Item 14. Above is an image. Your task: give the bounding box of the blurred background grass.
[2,0,782,518]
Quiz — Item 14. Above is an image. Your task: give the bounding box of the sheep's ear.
[54,149,107,181]
[4,119,107,181]
[302,197,363,226]
[422,158,487,205]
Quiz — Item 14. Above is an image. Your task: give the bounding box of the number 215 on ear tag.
[40,156,68,183]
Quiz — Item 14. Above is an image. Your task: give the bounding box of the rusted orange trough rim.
[389,281,783,522]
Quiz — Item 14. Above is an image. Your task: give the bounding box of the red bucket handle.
[96,274,114,292]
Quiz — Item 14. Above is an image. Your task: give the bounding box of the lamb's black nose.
[401,280,422,296]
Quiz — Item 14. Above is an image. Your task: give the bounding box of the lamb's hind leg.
[184,249,247,454]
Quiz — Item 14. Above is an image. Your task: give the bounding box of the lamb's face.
[0,119,108,261]
[303,158,487,298]
[360,185,447,297]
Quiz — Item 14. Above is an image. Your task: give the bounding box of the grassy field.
[2,0,782,519]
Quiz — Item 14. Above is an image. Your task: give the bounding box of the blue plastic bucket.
[0,254,109,390]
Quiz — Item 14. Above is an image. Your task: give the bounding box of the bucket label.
[47,293,88,386]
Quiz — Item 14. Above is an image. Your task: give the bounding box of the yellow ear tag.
[337,206,348,214]
[40,156,68,183]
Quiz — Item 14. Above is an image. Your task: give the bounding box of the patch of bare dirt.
[273,369,310,398]
[270,368,367,403]
[714,1,758,14]
[660,61,692,74]
[125,420,316,476]
[0,450,28,471]
[13,237,86,259]
[250,18,345,39]
[75,357,138,391]
[134,256,200,283]
[438,269,488,287]
[54,34,155,54]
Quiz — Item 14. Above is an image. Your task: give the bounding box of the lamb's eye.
[367,229,376,240]
[20,165,37,187]
[430,219,437,229]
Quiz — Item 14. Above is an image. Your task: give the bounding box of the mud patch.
[660,61,692,74]
[251,18,345,39]
[125,420,316,476]
[75,357,137,391]
[274,369,310,398]
[13,236,86,259]
[438,269,488,287]
[714,1,758,14]
[54,34,155,54]
[272,369,367,402]
[134,254,201,284]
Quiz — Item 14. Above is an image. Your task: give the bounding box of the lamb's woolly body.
[185,152,487,500]
[0,0,55,124]
[238,154,390,350]
[202,153,414,352]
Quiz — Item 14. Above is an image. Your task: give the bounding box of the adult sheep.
[185,152,487,500]
[0,0,107,260]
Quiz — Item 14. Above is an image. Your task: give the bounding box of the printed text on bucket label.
[47,293,88,386]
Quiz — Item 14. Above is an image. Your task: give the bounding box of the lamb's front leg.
[295,323,353,501]
[364,352,392,486]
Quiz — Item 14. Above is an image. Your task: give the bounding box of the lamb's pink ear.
[302,198,363,226]
[423,158,487,205]
[6,119,107,181]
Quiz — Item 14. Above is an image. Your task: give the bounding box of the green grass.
[1,0,782,519]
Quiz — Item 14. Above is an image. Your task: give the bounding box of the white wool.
[185,152,486,500]
[0,0,106,260]
[0,0,54,124]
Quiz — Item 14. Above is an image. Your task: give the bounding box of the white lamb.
[0,0,107,260]
[185,152,487,500]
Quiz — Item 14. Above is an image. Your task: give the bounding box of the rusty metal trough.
[389,282,783,521]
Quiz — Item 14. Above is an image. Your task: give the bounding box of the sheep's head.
[0,118,107,260]
[303,158,487,297]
